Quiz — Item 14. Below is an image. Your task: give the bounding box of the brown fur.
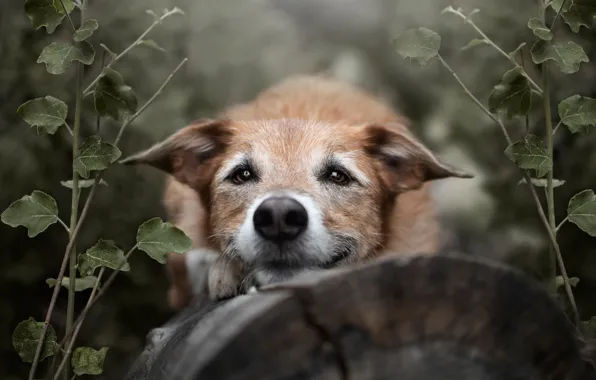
[124,75,471,308]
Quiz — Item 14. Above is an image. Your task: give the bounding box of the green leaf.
[17,96,67,135]
[530,40,588,74]
[527,17,553,40]
[558,95,596,134]
[488,67,536,119]
[517,177,565,188]
[72,347,109,376]
[550,0,596,33]
[24,0,75,34]
[137,39,167,53]
[12,318,58,363]
[60,178,108,189]
[136,218,192,264]
[78,239,130,276]
[460,38,488,51]
[46,276,98,291]
[74,19,99,42]
[555,275,580,289]
[37,41,95,75]
[505,134,551,178]
[74,136,121,179]
[93,68,138,120]
[1,191,59,238]
[392,27,441,66]
[567,189,596,236]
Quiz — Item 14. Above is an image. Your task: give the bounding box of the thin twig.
[57,0,77,33]
[437,54,512,144]
[444,7,543,95]
[437,54,581,326]
[549,0,569,31]
[115,58,188,144]
[552,120,562,135]
[63,122,74,137]
[556,216,569,232]
[57,218,70,233]
[82,8,183,96]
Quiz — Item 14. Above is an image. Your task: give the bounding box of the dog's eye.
[230,167,255,185]
[325,169,352,186]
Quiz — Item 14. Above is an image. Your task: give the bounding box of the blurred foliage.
[1,0,595,379]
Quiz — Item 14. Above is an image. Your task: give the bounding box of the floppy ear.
[361,122,473,193]
[120,119,232,188]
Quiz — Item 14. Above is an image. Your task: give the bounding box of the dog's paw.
[184,248,218,295]
[207,257,250,300]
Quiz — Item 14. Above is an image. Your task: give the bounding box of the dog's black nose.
[253,197,308,242]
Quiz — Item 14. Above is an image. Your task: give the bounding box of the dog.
[122,75,472,308]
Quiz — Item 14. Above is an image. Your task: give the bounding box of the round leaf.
[74,19,99,42]
[24,0,75,34]
[12,318,58,363]
[1,190,59,237]
[37,41,96,75]
[93,68,138,120]
[136,217,192,263]
[530,40,588,74]
[488,67,536,119]
[558,95,596,134]
[78,239,130,276]
[72,347,109,376]
[17,96,67,135]
[504,134,551,178]
[392,27,441,66]
[74,135,122,179]
[527,17,552,41]
[46,276,98,291]
[567,189,596,236]
[550,0,596,33]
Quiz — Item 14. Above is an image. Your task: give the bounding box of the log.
[124,252,595,380]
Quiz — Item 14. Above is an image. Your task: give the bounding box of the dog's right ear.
[120,119,233,188]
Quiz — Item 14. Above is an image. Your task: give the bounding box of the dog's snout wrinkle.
[253,196,308,242]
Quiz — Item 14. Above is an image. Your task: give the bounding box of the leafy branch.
[393,1,596,331]
[2,2,191,379]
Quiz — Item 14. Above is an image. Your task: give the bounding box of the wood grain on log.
[125,253,595,380]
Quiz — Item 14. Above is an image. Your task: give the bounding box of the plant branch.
[437,53,580,326]
[82,8,183,96]
[437,54,512,145]
[543,63,558,294]
[52,268,105,380]
[114,58,187,145]
[444,7,543,95]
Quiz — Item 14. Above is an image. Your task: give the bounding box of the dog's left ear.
[361,122,473,192]
[120,119,233,188]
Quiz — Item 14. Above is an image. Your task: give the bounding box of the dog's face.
[122,118,470,284]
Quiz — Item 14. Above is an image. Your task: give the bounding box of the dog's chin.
[249,244,354,288]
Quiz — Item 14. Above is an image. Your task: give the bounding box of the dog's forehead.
[228,119,361,161]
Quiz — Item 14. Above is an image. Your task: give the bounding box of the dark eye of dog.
[324,168,352,186]
[229,167,255,185]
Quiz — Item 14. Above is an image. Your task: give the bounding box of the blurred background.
[1,0,595,378]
